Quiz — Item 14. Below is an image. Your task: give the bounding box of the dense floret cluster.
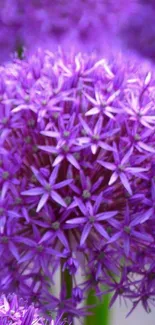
[0,294,67,325]
[1,49,155,320]
[0,0,136,62]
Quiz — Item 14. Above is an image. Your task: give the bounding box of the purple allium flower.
[1,49,155,319]
[0,294,67,325]
[0,0,136,62]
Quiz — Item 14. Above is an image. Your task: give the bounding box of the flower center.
[82,190,91,199]
[37,245,43,252]
[63,131,70,138]
[15,197,23,205]
[134,134,141,141]
[2,171,9,179]
[2,236,8,243]
[65,196,72,206]
[2,117,9,125]
[62,144,70,153]
[124,226,131,234]
[25,136,32,144]
[89,216,95,224]
[44,183,51,192]
[118,164,124,171]
[51,221,60,230]
[93,134,99,141]
[27,119,35,127]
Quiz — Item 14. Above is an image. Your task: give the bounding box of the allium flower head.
[1,49,155,319]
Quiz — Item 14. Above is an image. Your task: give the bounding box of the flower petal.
[94,223,109,240]
[36,193,49,212]
[21,187,44,196]
[108,171,118,185]
[80,223,92,245]
[67,154,80,170]
[98,160,116,171]
[51,190,67,207]
[119,172,132,195]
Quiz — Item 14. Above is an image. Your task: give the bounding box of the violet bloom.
[1,49,155,319]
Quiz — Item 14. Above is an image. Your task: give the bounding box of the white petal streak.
[108,171,118,185]
[36,193,49,212]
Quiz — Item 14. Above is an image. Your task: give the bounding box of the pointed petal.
[41,130,60,138]
[80,223,92,245]
[94,116,103,134]
[8,211,20,219]
[66,217,86,225]
[108,231,122,243]
[74,197,87,215]
[108,171,118,185]
[52,154,64,167]
[18,251,34,263]
[57,230,69,249]
[98,160,116,171]
[130,209,153,226]
[79,116,92,135]
[39,231,53,244]
[94,223,109,240]
[51,190,67,207]
[138,141,155,153]
[132,230,153,242]
[21,187,44,196]
[49,165,59,184]
[38,145,58,154]
[124,235,130,256]
[85,107,100,116]
[120,172,132,195]
[97,210,118,221]
[121,147,133,165]
[99,141,114,151]
[126,167,148,173]
[109,292,118,309]
[67,154,80,170]
[84,92,98,105]
[1,182,9,199]
[54,179,72,189]
[91,144,97,155]
[9,242,19,260]
[36,193,49,212]
[31,166,46,186]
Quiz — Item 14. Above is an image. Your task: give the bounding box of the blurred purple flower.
[120,1,155,61]
[0,0,136,62]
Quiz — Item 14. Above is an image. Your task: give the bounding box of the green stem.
[61,262,73,323]
[63,268,73,299]
[85,288,110,325]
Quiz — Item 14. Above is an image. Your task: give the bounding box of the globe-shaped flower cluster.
[0,49,155,320]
